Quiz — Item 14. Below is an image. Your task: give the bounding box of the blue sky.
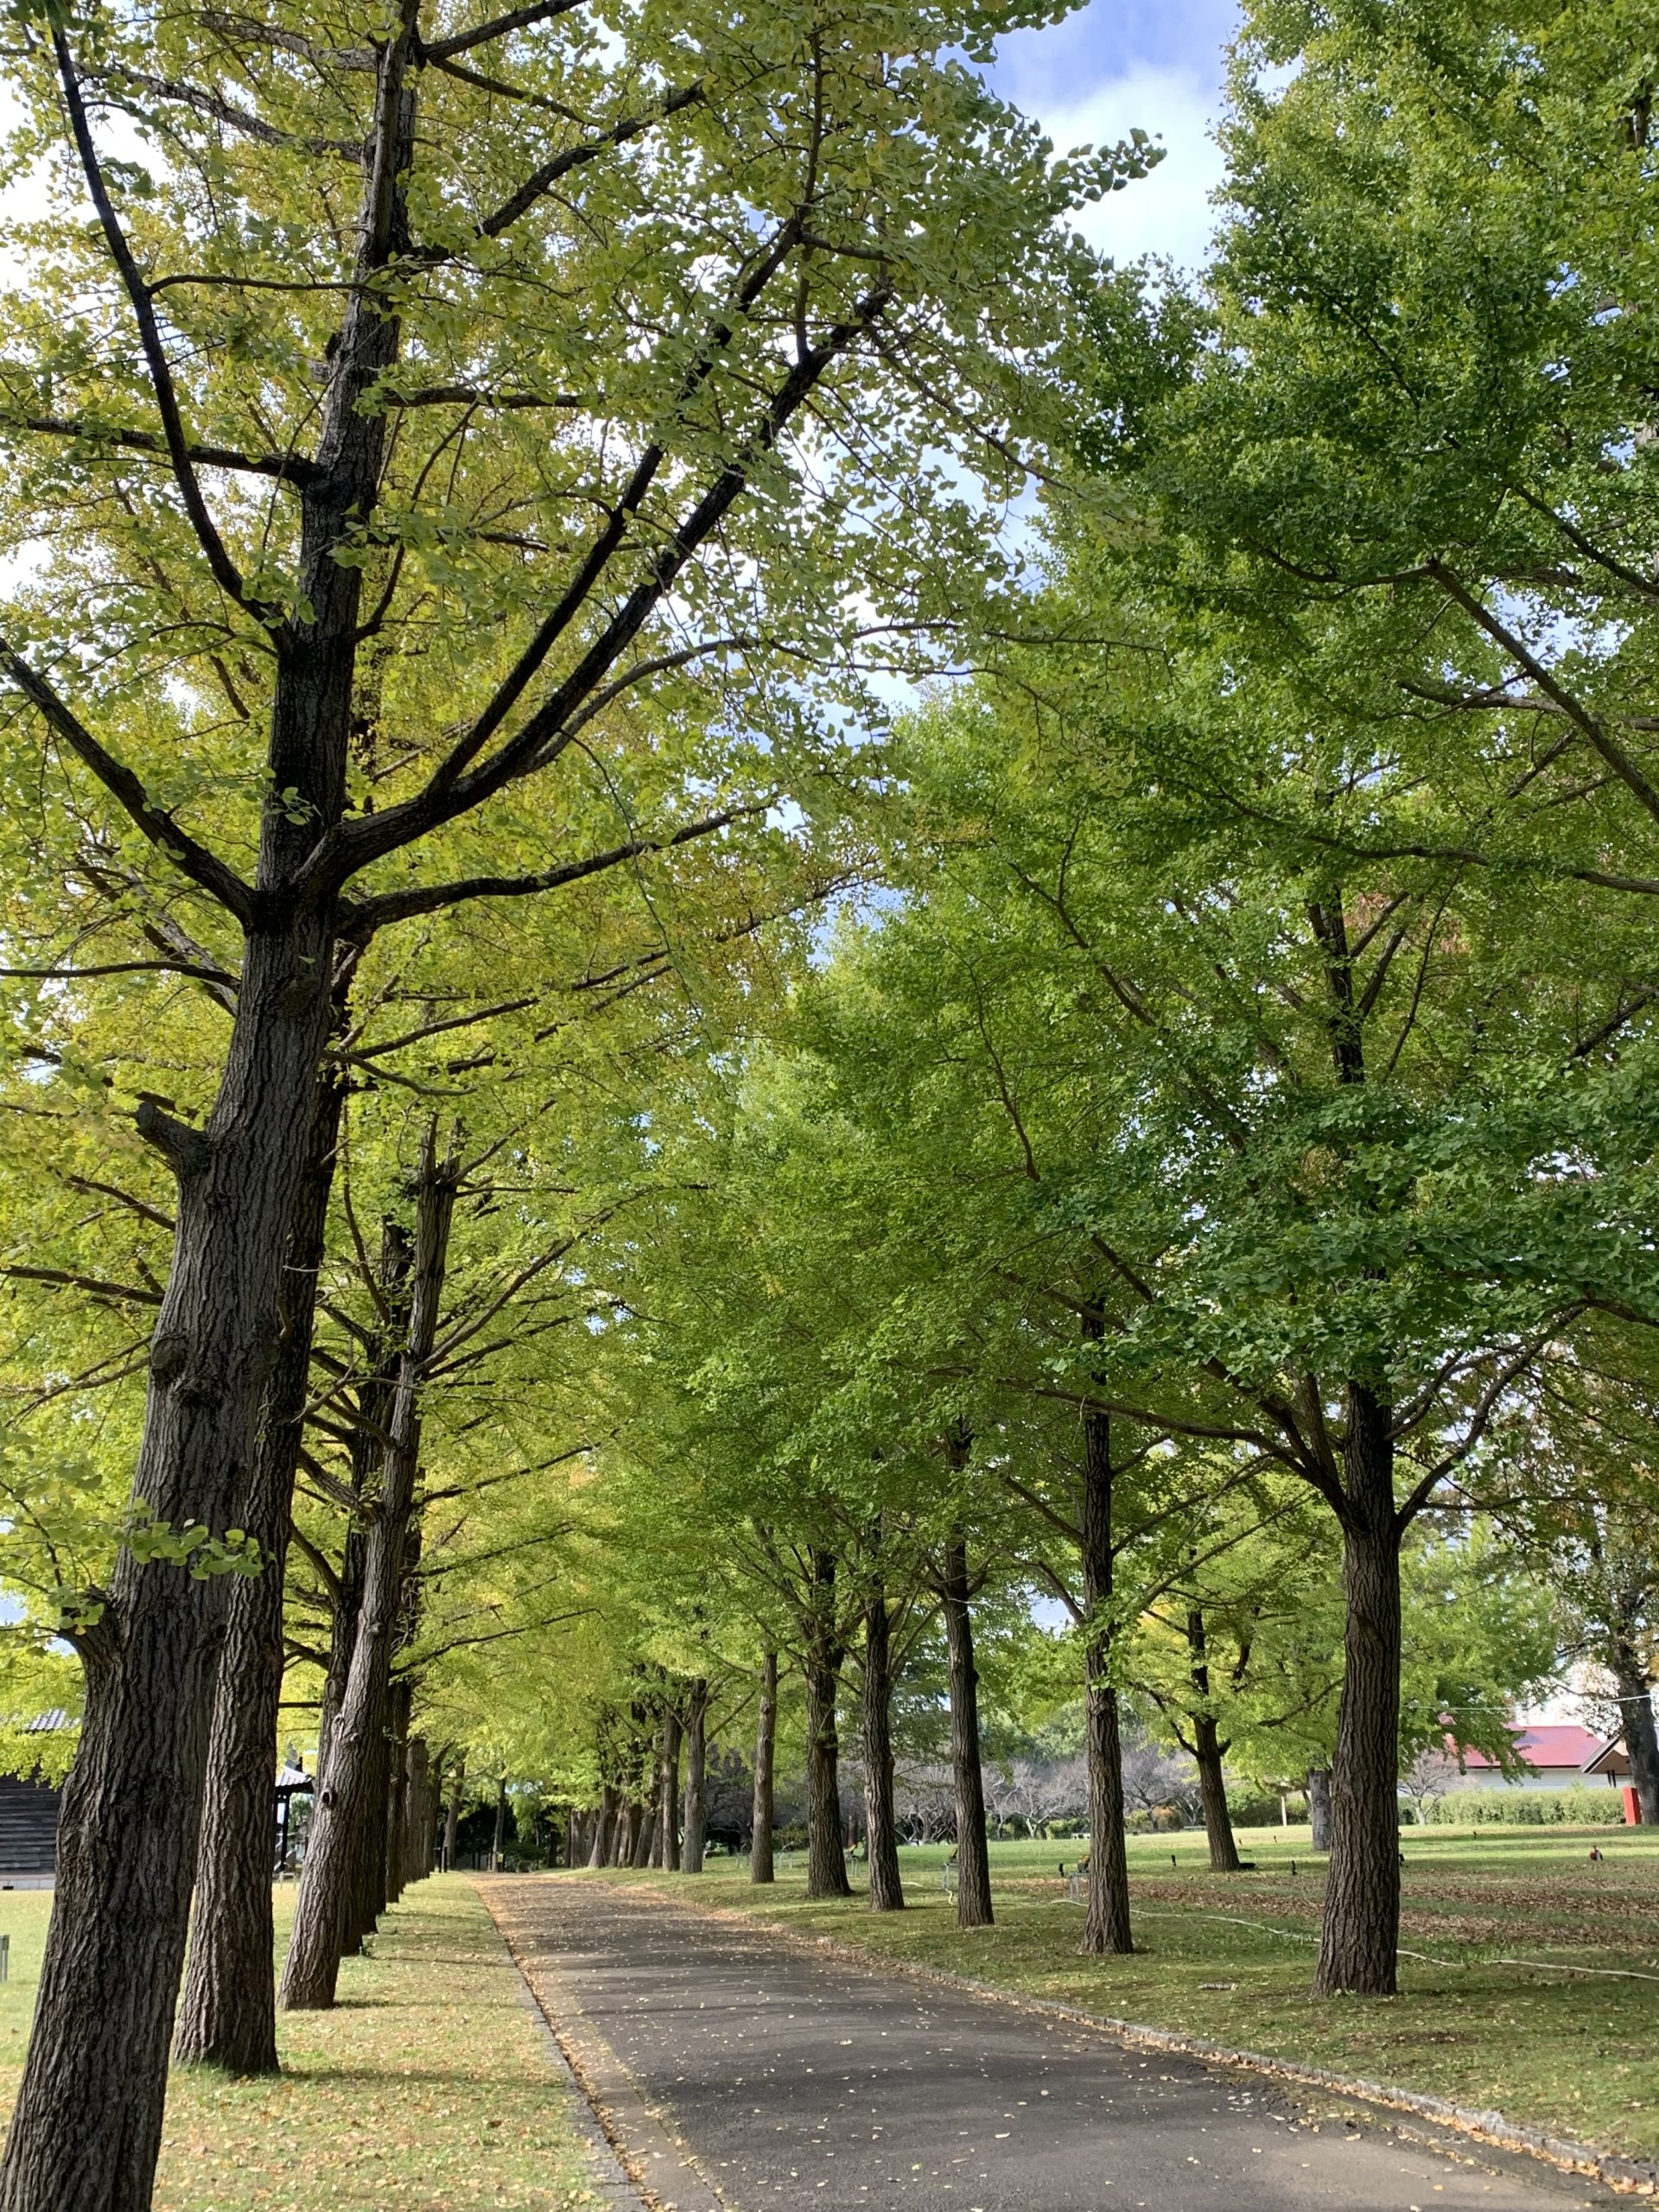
[986,0,1243,270]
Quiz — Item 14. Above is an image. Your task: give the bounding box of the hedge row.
[1421,1787,1629,1827]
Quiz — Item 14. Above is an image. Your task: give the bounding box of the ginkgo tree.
[3,741,844,2101]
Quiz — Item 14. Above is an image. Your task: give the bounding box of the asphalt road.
[488,1878,1611,2212]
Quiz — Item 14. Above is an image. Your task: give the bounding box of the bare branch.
[136,1097,210,1179]
[350,996,536,1062]
[320,279,892,894]
[88,66,363,159]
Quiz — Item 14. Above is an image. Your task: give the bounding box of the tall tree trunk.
[1611,1645,1659,1826]
[385,1679,412,1901]
[861,1592,904,1912]
[657,1710,682,1872]
[751,1646,777,1885]
[423,1753,442,1877]
[589,1785,618,1868]
[403,1736,429,1887]
[491,1777,508,1871]
[1313,1381,1402,1998]
[281,1128,458,2010]
[175,1049,346,2074]
[0,35,417,2207]
[616,1800,640,1866]
[1192,1712,1240,1872]
[317,1522,365,1792]
[1184,1607,1241,1873]
[347,1713,392,1949]
[0,956,340,2212]
[1079,1398,1132,1955]
[1306,1765,1332,1851]
[680,1681,709,1873]
[318,1217,411,1946]
[804,1550,851,1900]
[443,1756,466,1871]
[941,1536,993,1930]
[631,1776,658,1869]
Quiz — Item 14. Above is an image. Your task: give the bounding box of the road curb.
[607,1878,1658,2202]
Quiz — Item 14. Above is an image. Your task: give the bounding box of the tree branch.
[0,641,253,921]
[421,0,587,62]
[2,411,319,486]
[0,957,234,986]
[0,1264,162,1307]
[1427,561,1659,829]
[442,81,703,247]
[340,803,761,935]
[53,32,257,610]
[317,279,891,895]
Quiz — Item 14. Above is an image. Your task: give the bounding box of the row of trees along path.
[4,3,1659,2210]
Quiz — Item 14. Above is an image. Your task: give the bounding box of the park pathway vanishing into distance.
[484,1878,1614,2212]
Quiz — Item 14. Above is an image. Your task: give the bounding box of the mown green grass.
[591,1824,1659,2163]
[0,1876,601,2211]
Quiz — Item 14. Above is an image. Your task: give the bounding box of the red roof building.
[1453,1724,1611,1789]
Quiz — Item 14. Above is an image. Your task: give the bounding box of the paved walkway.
[485,1878,1610,2212]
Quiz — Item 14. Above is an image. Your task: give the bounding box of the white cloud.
[1043,64,1230,274]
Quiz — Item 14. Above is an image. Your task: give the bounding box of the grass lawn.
[0,1874,601,2211]
[586,1824,1659,2165]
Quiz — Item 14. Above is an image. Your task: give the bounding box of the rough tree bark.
[1306,1765,1333,1852]
[402,1736,430,1889]
[443,1756,466,1871]
[631,1775,659,1869]
[1080,1399,1133,1955]
[1611,1649,1659,1826]
[680,1681,709,1873]
[589,1785,618,1869]
[280,1127,458,2009]
[940,1535,993,1930]
[490,1777,508,1872]
[1185,1609,1242,1874]
[656,1709,682,1872]
[347,1712,393,1951]
[804,1551,851,1900]
[861,1590,905,1913]
[310,1218,410,1951]
[174,1048,347,2074]
[317,1506,368,1796]
[1313,1381,1402,1998]
[385,1679,412,1901]
[751,1646,777,1884]
[616,1800,641,1866]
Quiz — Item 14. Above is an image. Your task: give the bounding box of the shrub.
[1425,1788,1627,1827]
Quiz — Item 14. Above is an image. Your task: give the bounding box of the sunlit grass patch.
[0,1877,600,2212]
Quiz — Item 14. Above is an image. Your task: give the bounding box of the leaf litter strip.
[1134,1902,1659,1980]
